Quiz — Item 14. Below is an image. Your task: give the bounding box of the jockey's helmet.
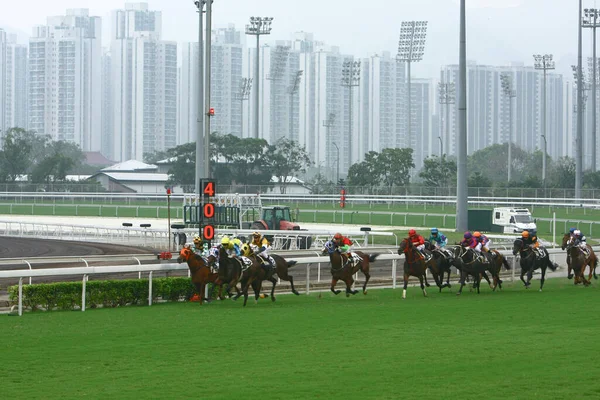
[193,234,202,244]
[431,227,438,234]
[473,231,481,238]
[574,229,581,236]
[521,230,529,238]
[221,236,230,246]
[408,229,416,236]
[333,232,343,240]
[569,227,576,234]
[252,231,261,238]
[464,232,472,239]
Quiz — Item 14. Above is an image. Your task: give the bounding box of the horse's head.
[177,246,193,263]
[512,238,524,256]
[424,241,434,252]
[398,238,413,255]
[561,233,571,250]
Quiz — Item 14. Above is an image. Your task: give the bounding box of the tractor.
[251,206,313,249]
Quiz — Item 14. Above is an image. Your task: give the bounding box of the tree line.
[145,133,312,192]
[0,128,85,184]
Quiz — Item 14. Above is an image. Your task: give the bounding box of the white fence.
[1,246,576,316]
[0,219,397,250]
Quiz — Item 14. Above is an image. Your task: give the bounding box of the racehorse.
[251,252,301,296]
[398,238,442,298]
[561,233,598,285]
[424,242,454,291]
[482,249,511,291]
[177,247,220,304]
[512,238,558,291]
[216,246,244,300]
[451,246,489,295]
[322,240,377,296]
[236,252,279,307]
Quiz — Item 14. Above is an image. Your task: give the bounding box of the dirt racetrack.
[0,237,155,259]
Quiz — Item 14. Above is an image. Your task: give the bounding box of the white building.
[1,31,28,134]
[101,48,112,159]
[110,2,177,161]
[178,25,243,145]
[28,9,102,151]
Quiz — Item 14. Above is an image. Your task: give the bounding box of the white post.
[553,212,556,248]
[317,263,321,282]
[82,275,87,312]
[305,264,310,295]
[148,271,153,306]
[18,277,23,316]
[392,259,397,289]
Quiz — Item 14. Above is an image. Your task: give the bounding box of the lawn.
[2,279,599,400]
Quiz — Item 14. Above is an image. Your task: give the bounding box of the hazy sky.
[0,0,595,79]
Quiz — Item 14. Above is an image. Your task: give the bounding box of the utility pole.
[289,70,303,142]
[533,54,555,187]
[456,0,468,232]
[193,0,205,195]
[341,60,360,169]
[204,0,212,178]
[583,8,600,172]
[397,21,428,160]
[236,78,252,137]
[500,73,516,182]
[245,17,273,139]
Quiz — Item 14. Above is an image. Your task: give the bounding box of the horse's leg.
[539,266,547,291]
[199,282,206,305]
[345,277,358,297]
[418,274,428,297]
[475,273,481,294]
[279,269,300,296]
[331,278,341,295]
[270,277,277,302]
[253,280,262,304]
[361,264,371,295]
[520,266,529,288]
[402,272,409,299]
[445,267,452,288]
[526,270,533,288]
[457,270,466,296]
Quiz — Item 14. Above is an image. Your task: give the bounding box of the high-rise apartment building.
[28,9,101,151]
[111,2,177,161]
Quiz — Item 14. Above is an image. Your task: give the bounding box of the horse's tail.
[287,260,298,268]
[549,259,559,272]
[368,254,378,262]
[501,255,511,271]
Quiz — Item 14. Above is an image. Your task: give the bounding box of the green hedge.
[7,278,220,312]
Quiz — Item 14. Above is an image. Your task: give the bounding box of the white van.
[492,208,537,234]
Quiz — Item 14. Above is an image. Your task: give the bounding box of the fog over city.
[0,0,587,78]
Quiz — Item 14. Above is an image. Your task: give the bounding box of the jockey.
[409,229,431,261]
[572,229,589,257]
[521,230,544,258]
[192,234,208,257]
[332,232,354,265]
[221,236,241,257]
[460,232,477,249]
[428,227,448,248]
[250,231,275,271]
[473,231,492,252]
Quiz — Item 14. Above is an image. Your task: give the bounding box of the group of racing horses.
[176,232,597,306]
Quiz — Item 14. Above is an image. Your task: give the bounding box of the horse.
[451,246,489,295]
[322,240,377,297]
[236,252,279,307]
[424,242,454,291]
[270,254,301,295]
[216,246,244,300]
[512,239,558,291]
[561,233,598,285]
[176,247,220,304]
[480,249,511,291]
[397,238,442,298]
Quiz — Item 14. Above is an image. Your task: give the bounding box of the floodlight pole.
[583,8,600,171]
[289,70,303,141]
[341,61,360,169]
[397,21,428,158]
[438,81,455,157]
[246,17,273,139]
[534,54,555,186]
[237,78,252,137]
[501,73,516,182]
[323,113,336,177]
[576,0,583,198]
[204,0,212,178]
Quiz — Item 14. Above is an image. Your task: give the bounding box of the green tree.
[468,171,492,187]
[419,155,457,187]
[307,173,336,194]
[378,148,415,187]
[347,151,380,190]
[268,138,312,193]
[584,170,600,189]
[550,157,575,188]
[467,143,531,184]
[0,128,35,182]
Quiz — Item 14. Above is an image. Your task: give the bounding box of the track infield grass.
[2,279,599,400]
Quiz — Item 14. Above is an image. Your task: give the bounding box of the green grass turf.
[2,279,599,400]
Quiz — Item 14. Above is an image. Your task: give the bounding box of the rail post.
[82,275,87,312]
[18,277,23,316]
[22,260,32,285]
[148,271,153,306]
[305,264,310,295]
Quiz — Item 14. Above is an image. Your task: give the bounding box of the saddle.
[239,256,253,271]
[343,252,363,266]
[435,248,454,261]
